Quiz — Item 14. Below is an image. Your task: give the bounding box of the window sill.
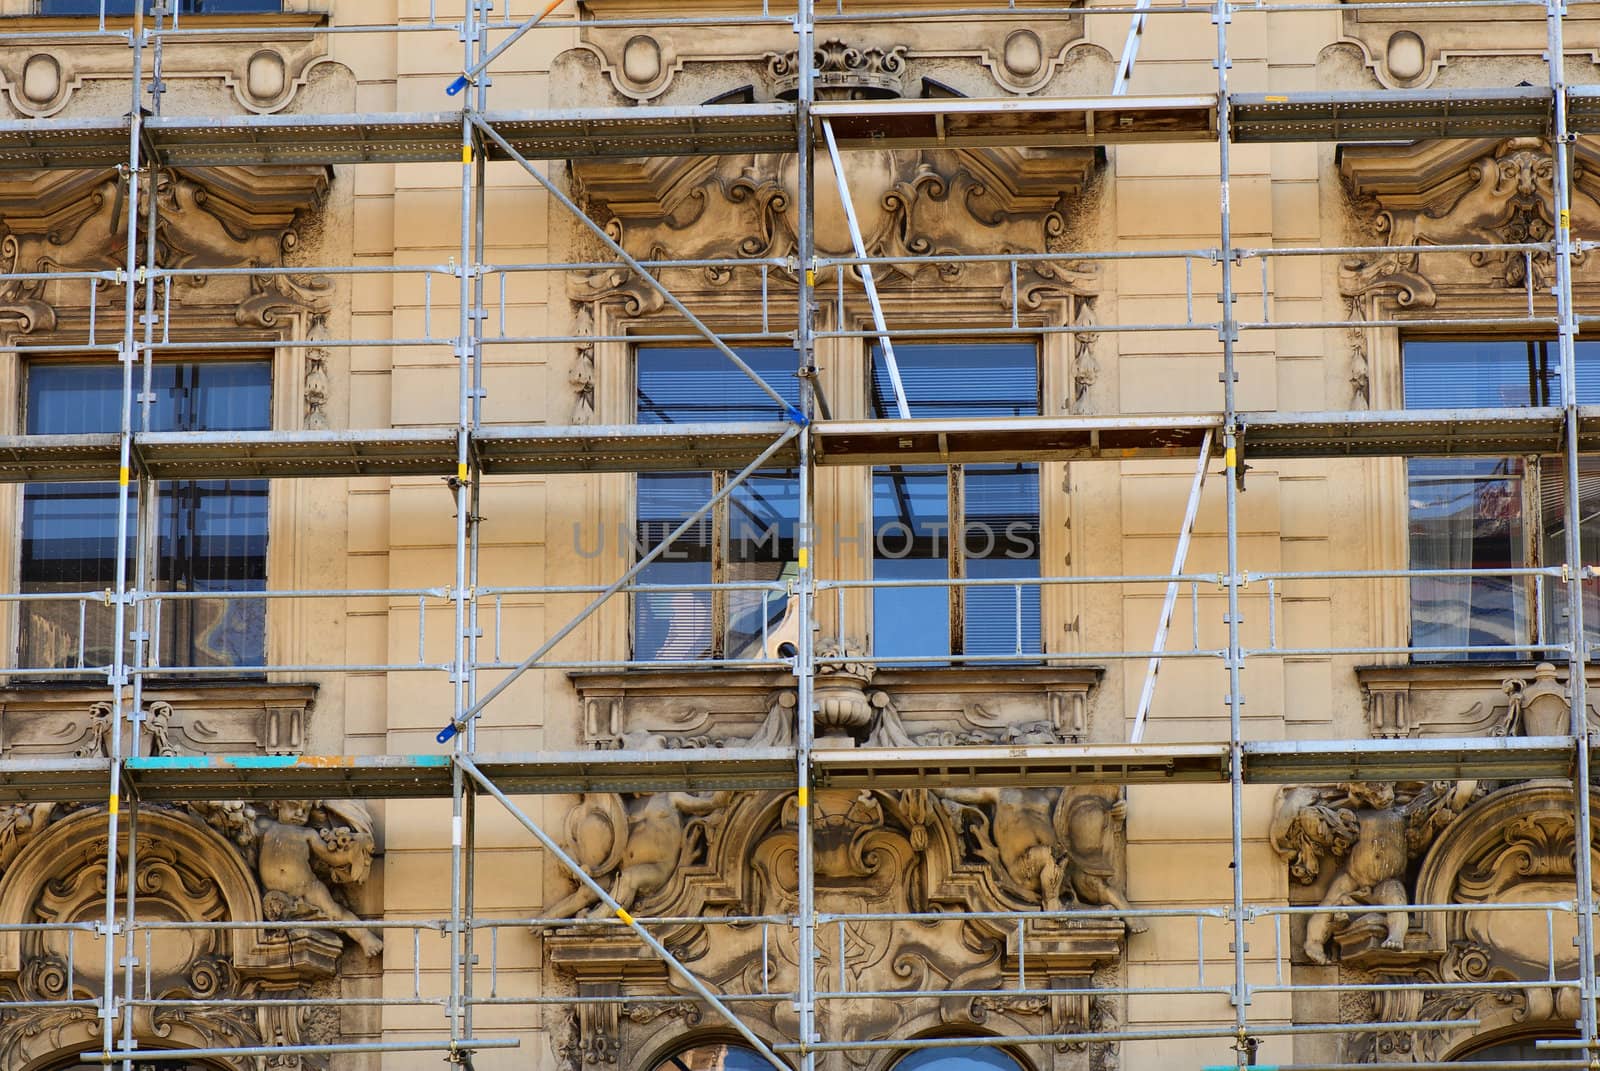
[0,679,315,758]
[1358,661,1598,738]
[570,663,1102,750]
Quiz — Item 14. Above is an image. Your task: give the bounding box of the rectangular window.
[634,347,800,662]
[1404,339,1600,660]
[870,342,1041,661]
[20,361,271,673]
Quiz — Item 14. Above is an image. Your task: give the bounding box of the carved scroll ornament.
[0,798,380,1070]
[0,163,331,337]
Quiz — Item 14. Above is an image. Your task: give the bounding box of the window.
[634,347,800,662]
[38,1,280,13]
[1405,339,1600,660]
[1459,1036,1572,1061]
[890,1044,1028,1071]
[648,1043,772,1071]
[20,361,270,673]
[870,342,1041,661]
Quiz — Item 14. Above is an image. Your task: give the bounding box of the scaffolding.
[0,0,1597,1068]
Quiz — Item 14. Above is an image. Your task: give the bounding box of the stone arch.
[1412,780,1598,970]
[0,806,269,977]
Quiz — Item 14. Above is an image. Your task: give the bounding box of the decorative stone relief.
[0,32,328,118]
[0,685,314,758]
[1360,663,1600,740]
[0,164,331,337]
[1336,4,1600,89]
[556,666,1121,1067]
[557,12,1106,105]
[0,798,380,1071]
[1341,138,1600,309]
[1338,136,1600,407]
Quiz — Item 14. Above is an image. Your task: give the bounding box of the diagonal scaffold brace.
[469,113,806,425]
[456,756,790,1071]
[436,425,800,743]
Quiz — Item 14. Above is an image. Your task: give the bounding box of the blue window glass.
[634,347,799,662]
[1404,339,1600,660]
[871,343,1040,661]
[38,1,279,14]
[20,362,270,673]
[892,1045,1027,1071]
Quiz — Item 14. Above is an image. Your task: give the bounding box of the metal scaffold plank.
[1242,736,1575,783]
[0,106,799,170]
[123,748,798,801]
[1231,87,1553,142]
[813,414,1223,465]
[0,87,1577,171]
[811,743,1234,789]
[813,94,1219,148]
[0,424,800,481]
[475,422,801,474]
[1572,86,1600,133]
[0,757,113,803]
[1238,406,1574,458]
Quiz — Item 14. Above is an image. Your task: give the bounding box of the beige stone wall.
[1,0,1596,1067]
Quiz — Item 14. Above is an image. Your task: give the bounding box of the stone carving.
[254,800,383,956]
[0,164,331,338]
[938,784,1144,929]
[546,790,731,920]
[1340,137,1600,305]
[1271,780,1483,964]
[0,686,316,760]
[1361,663,1600,740]
[766,40,909,99]
[0,800,380,1070]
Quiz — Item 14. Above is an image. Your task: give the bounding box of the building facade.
[0,1,1596,1069]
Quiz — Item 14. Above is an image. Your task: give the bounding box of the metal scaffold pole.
[1546,0,1597,1049]
[1214,0,1253,1063]
[101,4,148,1064]
[795,3,821,1068]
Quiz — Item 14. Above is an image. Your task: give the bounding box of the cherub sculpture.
[547,791,730,921]
[938,784,1145,932]
[192,799,383,957]
[1270,780,1479,964]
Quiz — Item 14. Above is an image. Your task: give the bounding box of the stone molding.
[1335,5,1600,90]
[0,683,315,758]
[555,665,1124,1070]
[1357,662,1600,739]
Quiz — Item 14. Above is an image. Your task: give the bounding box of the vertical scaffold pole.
[1547,0,1596,1048]
[103,5,147,1065]
[447,0,480,1051]
[1214,0,1251,1064]
[462,0,492,1044]
[795,0,819,1064]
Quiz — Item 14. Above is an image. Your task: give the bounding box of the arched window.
[1460,1035,1573,1061]
[892,1045,1029,1071]
[650,1042,773,1071]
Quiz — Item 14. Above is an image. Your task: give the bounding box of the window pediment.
[0,163,331,334]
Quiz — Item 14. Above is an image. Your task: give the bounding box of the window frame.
[630,343,801,662]
[1402,333,1598,660]
[11,352,277,679]
[866,337,1045,661]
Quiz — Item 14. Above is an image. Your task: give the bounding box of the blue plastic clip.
[437,722,461,744]
[446,75,471,97]
[784,404,809,427]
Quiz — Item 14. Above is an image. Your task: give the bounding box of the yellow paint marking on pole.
[797,548,809,570]
[118,465,130,487]
[462,145,473,165]
[797,786,809,808]
[457,462,470,484]
[1224,447,1237,469]
[108,795,120,816]
[616,908,634,926]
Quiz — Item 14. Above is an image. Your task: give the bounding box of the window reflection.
[651,1042,773,1071]
[891,1044,1028,1071]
